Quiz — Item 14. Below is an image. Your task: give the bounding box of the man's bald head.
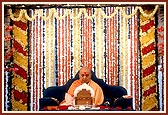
[79,66,92,84]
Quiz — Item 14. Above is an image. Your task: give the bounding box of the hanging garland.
[8,9,29,111]
[113,9,119,85]
[4,13,14,111]
[157,10,164,111]
[87,8,93,69]
[73,8,81,75]
[120,7,128,88]
[8,5,159,21]
[132,9,140,110]
[139,10,158,111]
[95,7,105,79]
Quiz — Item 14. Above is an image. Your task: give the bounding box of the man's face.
[79,68,91,84]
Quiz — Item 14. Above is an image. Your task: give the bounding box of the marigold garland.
[13,51,28,71]
[142,75,157,90]
[140,28,155,47]
[13,25,28,49]
[142,52,156,69]
[143,85,156,97]
[12,73,28,92]
[8,5,159,21]
[13,39,27,56]
[11,94,27,111]
[142,93,158,111]
[11,9,28,111]
[13,89,27,104]
[140,10,158,111]
[142,42,155,55]
[13,21,27,31]
[13,63,27,79]
[143,65,156,78]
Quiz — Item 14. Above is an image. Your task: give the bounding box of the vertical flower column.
[157,10,164,111]
[139,10,158,111]
[73,8,81,75]
[119,7,129,88]
[11,9,28,111]
[95,8,105,79]
[29,9,44,110]
[4,10,14,111]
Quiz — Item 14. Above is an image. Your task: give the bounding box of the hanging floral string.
[133,12,140,110]
[81,12,86,66]
[57,8,61,86]
[64,11,67,83]
[108,7,112,85]
[88,8,93,69]
[140,10,158,111]
[95,8,105,79]
[66,12,71,81]
[29,9,34,110]
[113,8,119,85]
[125,7,129,91]
[8,5,159,21]
[105,7,109,84]
[73,8,81,74]
[61,8,65,85]
[157,10,164,111]
[10,9,28,111]
[128,6,133,96]
[119,8,124,87]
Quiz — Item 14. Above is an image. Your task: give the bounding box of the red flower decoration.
[157,43,164,49]
[13,89,27,104]
[158,33,164,40]
[143,85,156,97]
[13,21,27,31]
[157,26,164,32]
[13,39,28,56]
[21,97,27,104]
[142,42,155,55]
[5,26,13,32]
[13,90,21,101]
[4,48,15,60]
[4,50,13,60]
[141,20,154,33]
[143,64,155,77]
[13,63,28,79]
[4,67,19,72]
[158,49,164,56]
[4,35,12,41]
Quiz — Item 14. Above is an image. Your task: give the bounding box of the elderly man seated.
[60,66,104,106]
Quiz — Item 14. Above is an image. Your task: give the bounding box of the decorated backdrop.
[3,4,165,111]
